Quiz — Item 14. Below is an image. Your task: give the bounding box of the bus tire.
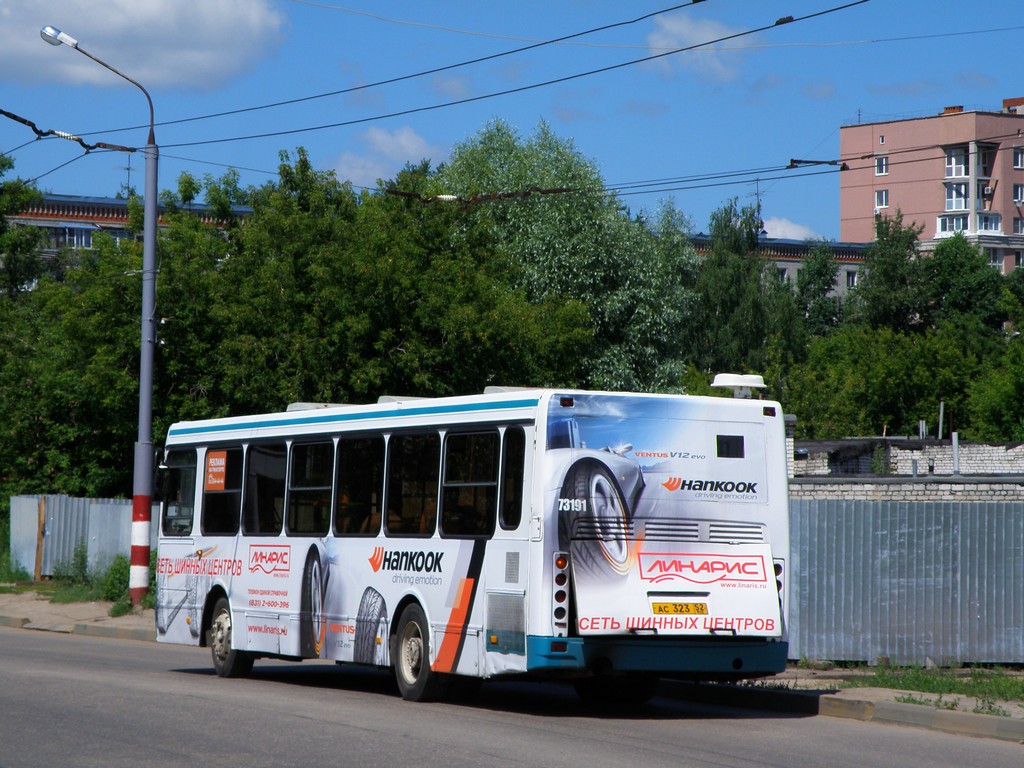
[300,547,326,658]
[393,603,445,702]
[209,597,254,678]
[354,587,387,664]
[559,461,632,578]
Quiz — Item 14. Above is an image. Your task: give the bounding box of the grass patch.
[842,665,1024,704]
[49,545,157,615]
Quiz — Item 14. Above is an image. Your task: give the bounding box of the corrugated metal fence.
[9,495,158,579]
[9,494,1024,665]
[790,499,1024,665]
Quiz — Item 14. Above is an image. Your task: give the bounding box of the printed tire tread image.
[209,597,254,678]
[558,461,632,579]
[354,587,387,664]
[300,547,326,658]
[393,603,446,702]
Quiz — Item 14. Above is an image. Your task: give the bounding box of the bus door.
[479,426,531,677]
[156,447,204,645]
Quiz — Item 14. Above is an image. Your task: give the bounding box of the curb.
[668,681,1024,744]
[0,614,155,643]
[73,623,156,643]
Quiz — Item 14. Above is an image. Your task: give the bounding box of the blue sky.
[1,1,1020,240]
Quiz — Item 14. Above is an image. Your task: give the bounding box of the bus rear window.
[717,435,745,459]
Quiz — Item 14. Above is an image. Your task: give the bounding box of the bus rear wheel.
[209,597,254,678]
[393,603,445,702]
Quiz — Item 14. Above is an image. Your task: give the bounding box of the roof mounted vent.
[711,373,766,399]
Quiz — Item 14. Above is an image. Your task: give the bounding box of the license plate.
[651,602,708,615]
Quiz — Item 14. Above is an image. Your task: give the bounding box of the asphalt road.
[1,627,1021,768]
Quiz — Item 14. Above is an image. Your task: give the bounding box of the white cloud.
[334,126,447,187]
[763,217,819,240]
[1,0,284,89]
[431,75,472,101]
[645,15,743,82]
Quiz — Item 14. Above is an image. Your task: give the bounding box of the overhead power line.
[85,1,710,138]
[162,1,869,150]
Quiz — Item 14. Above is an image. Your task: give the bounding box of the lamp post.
[42,26,158,605]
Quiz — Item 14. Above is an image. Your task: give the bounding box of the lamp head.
[40,26,78,48]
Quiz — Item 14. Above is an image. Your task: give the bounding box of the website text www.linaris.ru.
[248,624,288,636]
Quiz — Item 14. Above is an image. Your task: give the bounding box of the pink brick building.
[840,98,1024,271]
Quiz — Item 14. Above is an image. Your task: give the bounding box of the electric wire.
[161,1,869,150]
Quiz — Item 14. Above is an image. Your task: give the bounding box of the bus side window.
[287,441,333,536]
[500,427,526,530]
[161,448,197,536]
[334,435,385,536]
[386,433,439,537]
[243,443,287,536]
[202,447,244,535]
[441,431,498,538]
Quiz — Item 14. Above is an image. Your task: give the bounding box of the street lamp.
[42,25,158,606]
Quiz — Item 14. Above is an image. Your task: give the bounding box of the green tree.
[688,200,803,392]
[0,156,45,300]
[796,243,841,337]
[0,234,144,496]
[844,211,925,331]
[786,324,982,439]
[434,119,696,391]
[919,232,1006,330]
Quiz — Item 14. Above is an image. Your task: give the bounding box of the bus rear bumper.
[526,635,788,677]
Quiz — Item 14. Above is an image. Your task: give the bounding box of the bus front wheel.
[393,603,445,702]
[209,597,254,678]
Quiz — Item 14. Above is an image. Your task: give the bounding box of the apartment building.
[10,193,251,256]
[839,97,1024,272]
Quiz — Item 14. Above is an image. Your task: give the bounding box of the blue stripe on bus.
[167,397,541,437]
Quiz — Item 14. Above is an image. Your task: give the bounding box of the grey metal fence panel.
[86,499,135,572]
[8,495,159,579]
[42,495,91,577]
[9,495,41,577]
[791,498,1024,665]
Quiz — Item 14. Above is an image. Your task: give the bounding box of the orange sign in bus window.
[205,450,228,491]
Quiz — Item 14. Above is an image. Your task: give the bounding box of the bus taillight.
[773,559,785,601]
[553,552,570,636]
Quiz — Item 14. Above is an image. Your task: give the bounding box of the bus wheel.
[300,547,326,658]
[354,587,387,664]
[393,604,445,702]
[573,674,658,709]
[560,462,632,577]
[209,597,254,678]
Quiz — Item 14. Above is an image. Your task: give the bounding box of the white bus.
[156,387,790,703]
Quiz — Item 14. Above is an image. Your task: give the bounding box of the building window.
[875,189,889,209]
[1015,217,1024,235]
[978,213,1002,233]
[846,270,858,288]
[879,135,885,145]
[945,183,968,211]
[945,147,968,178]
[1015,147,1024,169]
[987,248,1003,272]
[875,156,888,176]
[1015,184,1024,204]
[939,215,969,234]
[1016,251,1024,270]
